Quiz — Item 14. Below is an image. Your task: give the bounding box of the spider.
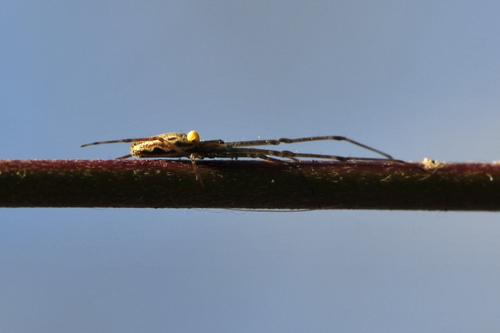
[81,130,413,184]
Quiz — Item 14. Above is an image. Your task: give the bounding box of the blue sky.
[2,1,500,331]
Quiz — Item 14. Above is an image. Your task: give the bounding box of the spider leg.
[271,151,408,163]
[220,148,395,162]
[219,148,426,172]
[81,137,160,147]
[116,154,133,159]
[189,153,204,187]
[226,136,394,160]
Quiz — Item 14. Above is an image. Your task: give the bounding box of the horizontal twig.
[0,159,499,210]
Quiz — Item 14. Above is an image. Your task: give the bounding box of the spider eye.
[187,130,200,143]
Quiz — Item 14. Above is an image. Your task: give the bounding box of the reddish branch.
[0,159,499,210]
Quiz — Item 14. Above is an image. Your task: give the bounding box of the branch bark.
[1,159,499,210]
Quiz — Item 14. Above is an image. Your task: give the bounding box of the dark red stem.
[1,159,499,210]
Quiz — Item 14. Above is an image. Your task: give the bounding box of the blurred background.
[2,1,500,331]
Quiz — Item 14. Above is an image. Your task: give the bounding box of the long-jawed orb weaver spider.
[81,130,414,185]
